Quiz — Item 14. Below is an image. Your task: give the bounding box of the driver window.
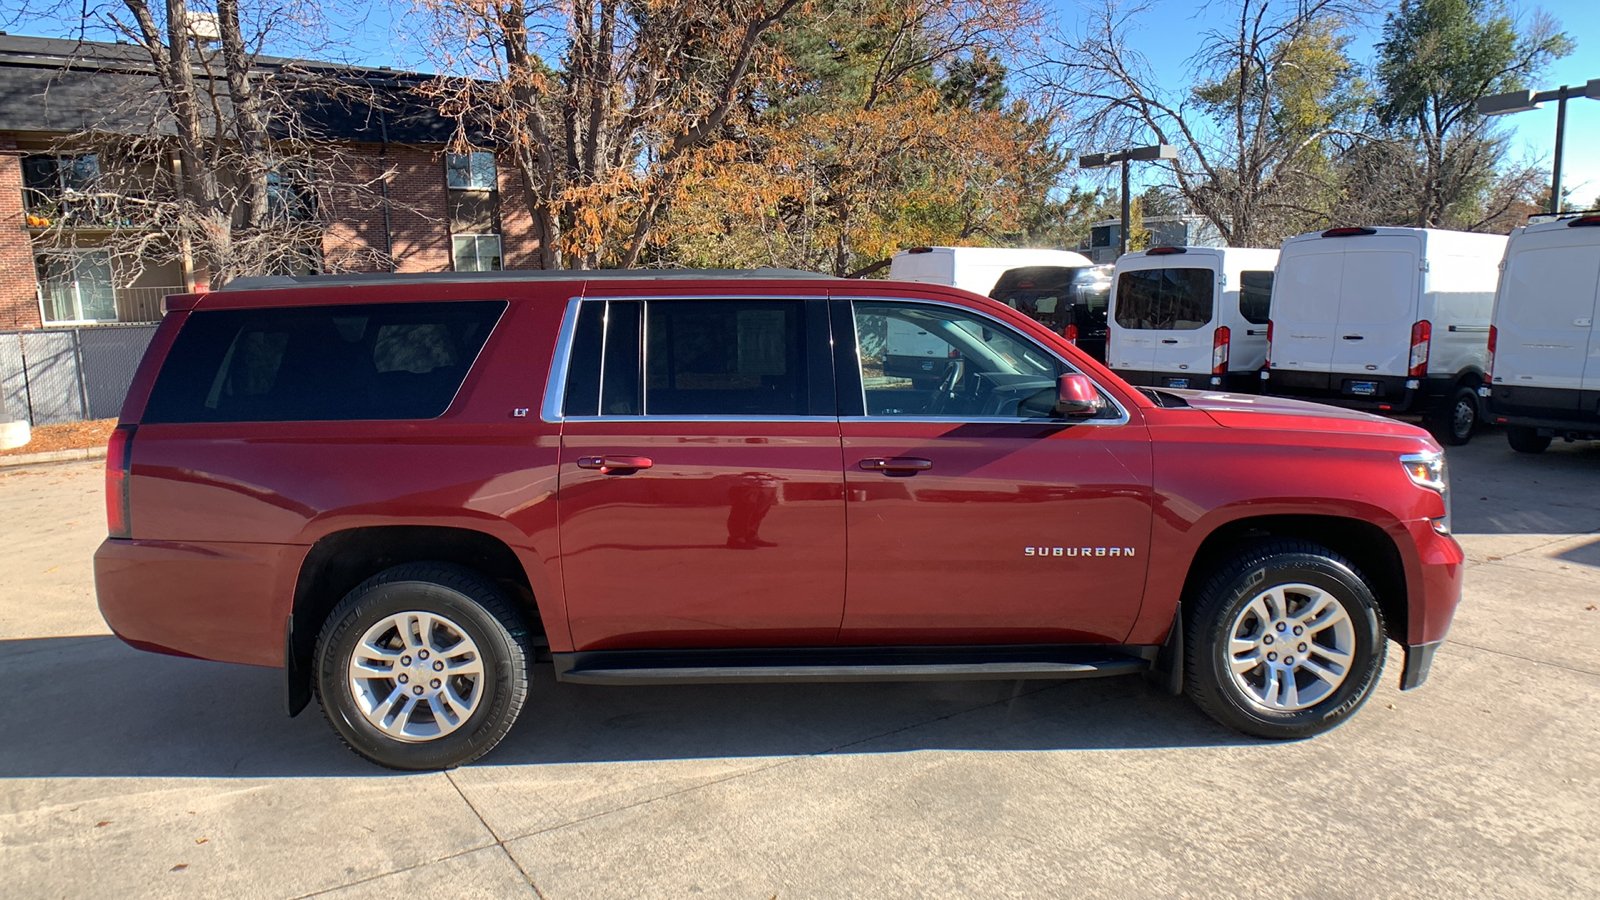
[853,301,1068,419]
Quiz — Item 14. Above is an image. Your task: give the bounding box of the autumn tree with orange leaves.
[663,0,1060,275]
[417,0,807,269]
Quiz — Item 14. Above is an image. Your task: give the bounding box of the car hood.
[1154,389,1430,438]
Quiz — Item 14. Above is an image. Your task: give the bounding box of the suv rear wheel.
[314,563,530,770]
[1184,541,1385,740]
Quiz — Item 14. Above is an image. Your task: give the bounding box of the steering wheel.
[926,359,963,415]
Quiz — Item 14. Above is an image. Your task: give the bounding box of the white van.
[887,246,1094,297]
[1106,246,1279,392]
[1263,226,1506,444]
[1484,213,1600,453]
[884,247,1096,381]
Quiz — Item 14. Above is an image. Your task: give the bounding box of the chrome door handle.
[858,457,933,472]
[577,456,654,473]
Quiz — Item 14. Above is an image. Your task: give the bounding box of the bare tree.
[1041,0,1368,247]
[24,0,401,288]
[417,0,806,269]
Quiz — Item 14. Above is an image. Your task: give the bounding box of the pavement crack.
[444,769,544,896]
[284,842,501,899]
[1449,640,1600,679]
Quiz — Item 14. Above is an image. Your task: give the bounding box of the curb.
[0,446,107,468]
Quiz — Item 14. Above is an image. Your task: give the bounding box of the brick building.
[0,34,539,332]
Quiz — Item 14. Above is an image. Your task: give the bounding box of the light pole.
[1479,79,1600,214]
[1078,144,1178,258]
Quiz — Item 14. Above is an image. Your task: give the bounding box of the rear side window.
[1239,271,1274,325]
[564,298,823,417]
[144,301,505,422]
[1114,268,1213,330]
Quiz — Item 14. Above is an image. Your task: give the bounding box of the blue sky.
[1058,0,1600,209]
[5,0,1596,210]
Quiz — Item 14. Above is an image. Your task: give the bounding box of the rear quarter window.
[1239,271,1273,325]
[1115,267,1213,330]
[143,300,505,422]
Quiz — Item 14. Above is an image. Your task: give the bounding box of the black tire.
[1428,386,1478,446]
[314,563,530,770]
[1506,425,1551,455]
[1184,540,1385,740]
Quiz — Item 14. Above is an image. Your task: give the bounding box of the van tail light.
[1485,325,1497,380]
[1408,320,1431,378]
[1064,323,1079,344]
[1212,326,1231,374]
[106,425,136,539]
[1264,319,1274,368]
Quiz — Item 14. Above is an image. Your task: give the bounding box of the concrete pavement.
[2,436,1597,898]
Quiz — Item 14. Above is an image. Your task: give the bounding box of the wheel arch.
[1152,514,1410,694]
[284,525,549,716]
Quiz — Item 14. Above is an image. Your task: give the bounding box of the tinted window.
[646,300,807,416]
[1239,270,1274,325]
[144,301,504,422]
[1235,269,1273,325]
[1114,267,1214,330]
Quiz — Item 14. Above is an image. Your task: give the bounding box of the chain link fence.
[0,324,158,425]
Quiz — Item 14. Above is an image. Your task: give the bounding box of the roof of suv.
[219,269,837,291]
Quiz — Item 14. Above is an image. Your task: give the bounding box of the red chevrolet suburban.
[94,270,1463,769]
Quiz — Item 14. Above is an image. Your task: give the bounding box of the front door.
[839,298,1155,646]
[557,295,846,650]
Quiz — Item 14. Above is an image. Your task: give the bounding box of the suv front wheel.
[314,563,530,770]
[1184,541,1385,739]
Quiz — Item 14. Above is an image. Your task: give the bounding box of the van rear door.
[1270,244,1343,374]
[1497,228,1600,406]
[1328,234,1421,376]
[1112,264,1214,383]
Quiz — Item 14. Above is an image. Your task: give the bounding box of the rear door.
[1270,244,1343,373]
[555,293,847,650]
[1329,235,1421,376]
[1496,230,1600,409]
[1113,263,1215,384]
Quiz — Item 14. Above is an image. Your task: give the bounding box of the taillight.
[106,425,135,539]
[1265,319,1274,368]
[1064,323,1079,344]
[1408,320,1431,378]
[1486,325,1497,380]
[1212,326,1231,374]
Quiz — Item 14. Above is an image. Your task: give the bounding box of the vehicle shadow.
[1554,535,1600,570]
[0,635,1252,779]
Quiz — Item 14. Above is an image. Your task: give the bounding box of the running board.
[552,645,1154,686]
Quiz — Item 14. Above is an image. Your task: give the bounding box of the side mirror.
[1055,373,1104,418]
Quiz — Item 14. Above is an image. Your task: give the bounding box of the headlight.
[1401,451,1451,534]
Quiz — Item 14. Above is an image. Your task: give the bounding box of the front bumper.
[1396,518,1464,690]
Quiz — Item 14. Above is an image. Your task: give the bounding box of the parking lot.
[2,435,1597,899]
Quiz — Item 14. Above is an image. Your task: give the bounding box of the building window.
[445,151,497,190]
[22,153,105,226]
[37,250,118,323]
[266,167,317,222]
[452,234,502,272]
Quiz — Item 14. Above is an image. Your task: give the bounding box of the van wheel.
[314,563,529,770]
[1428,387,1478,446]
[1184,541,1385,740]
[1507,425,1551,454]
